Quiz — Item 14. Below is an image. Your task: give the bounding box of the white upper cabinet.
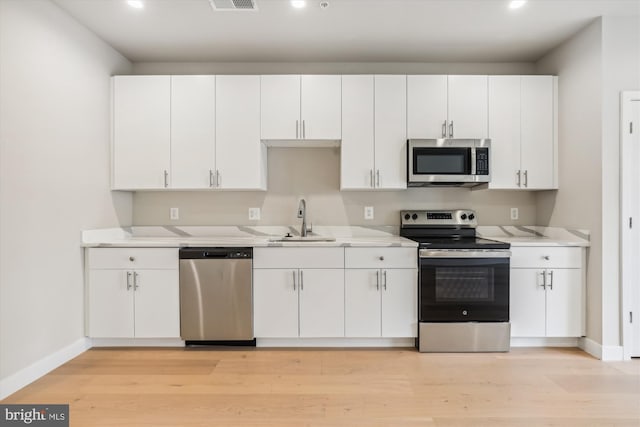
[170,76,216,189]
[447,75,488,139]
[112,76,171,190]
[341,75,407,190]
[407,75,488,139]
[216,75,267,190]
[488,75,557,190]
[261,75,341,140]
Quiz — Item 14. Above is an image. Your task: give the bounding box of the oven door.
[419,250,510,322]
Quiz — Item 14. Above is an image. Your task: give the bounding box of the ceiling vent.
[208,0,258,11]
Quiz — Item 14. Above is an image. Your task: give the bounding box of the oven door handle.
[419,250,511,259]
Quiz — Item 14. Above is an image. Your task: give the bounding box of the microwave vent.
[208,0,258,11]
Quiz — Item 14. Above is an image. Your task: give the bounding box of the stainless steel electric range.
[400,209,512,352]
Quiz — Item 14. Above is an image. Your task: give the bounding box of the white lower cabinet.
[86,248,180,338]
[510,247,585,338]
[345,268,417,338]
[253,268,344,338]
[344,248,418,338]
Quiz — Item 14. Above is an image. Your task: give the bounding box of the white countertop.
[478,226,590,247]
[82,226,419,248]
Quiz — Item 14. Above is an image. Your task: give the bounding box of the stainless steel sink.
[268,235,336,242]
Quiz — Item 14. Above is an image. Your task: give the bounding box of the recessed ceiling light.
[127,0,144,9]
[291,0,306,9]
[509,0,527,9]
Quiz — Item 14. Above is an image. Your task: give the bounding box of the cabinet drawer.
[87,248,179,270]
[253,247,344,269]
[345,247,417,269]
[510,247,582,269]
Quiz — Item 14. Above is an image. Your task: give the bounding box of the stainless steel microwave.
[407,139,491,187]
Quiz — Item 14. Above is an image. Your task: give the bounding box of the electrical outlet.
[248,207,261,221]
[170,207,179,221]
[510,207,519,221]
[364,206,374,220]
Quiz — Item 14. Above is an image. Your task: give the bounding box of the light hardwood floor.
[2,347,639,426]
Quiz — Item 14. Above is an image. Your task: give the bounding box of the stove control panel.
[401,209,478,228]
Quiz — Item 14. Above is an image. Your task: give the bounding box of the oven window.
[435,267,494,302]
[413,148,471,175]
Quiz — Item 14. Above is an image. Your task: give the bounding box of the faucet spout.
[297,199,307,237]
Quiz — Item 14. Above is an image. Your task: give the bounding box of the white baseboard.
[90,338,185,347]
[256,338,416,348]
[579,337,624,361]
[511,337,580,347]
[0,337,91,400]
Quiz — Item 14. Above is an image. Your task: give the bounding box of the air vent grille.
[208,0,258,11]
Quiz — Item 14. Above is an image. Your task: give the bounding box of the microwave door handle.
[470,147,476,175]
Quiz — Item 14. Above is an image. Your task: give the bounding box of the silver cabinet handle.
[216,170,221,187]
[524,170,528,187]
[383,270,387,291]
[370,169,374,188]
[126,271,133,290]
[164,170,169,188]
[540,270,546,289]
[543,255,550,260]
[296,120,299,139]
[303,120,306,139]
[376,169,380,187]
[129,256,135,262]
[548,270,554,290]
[442,120,447,138]
[517,170,521,187]
[300,270,304,290]
[133,272,139,290]
[292,270,296,291]
[209,170,214,187]
[376,270,380,291]
[379,256,384,261]
[449,121,454,137]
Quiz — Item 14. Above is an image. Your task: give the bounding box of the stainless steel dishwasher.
[179,247,254,346]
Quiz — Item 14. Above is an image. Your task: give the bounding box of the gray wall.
[131,61,538,227]
[535,16,640,350]
[0,0,132,392]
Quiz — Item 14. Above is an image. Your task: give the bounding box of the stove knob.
[468,214,475,221]
[412,213,418,220]
[460,214,467,220]
[404,214,411,220]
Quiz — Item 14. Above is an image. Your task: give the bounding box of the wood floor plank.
[1,347,639,427]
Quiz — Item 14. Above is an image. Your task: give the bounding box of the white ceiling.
[52,0,640,63]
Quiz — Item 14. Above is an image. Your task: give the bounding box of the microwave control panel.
[475,148,489,175]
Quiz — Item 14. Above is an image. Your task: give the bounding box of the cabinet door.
[407,75,448,138]
[546,269,583,337]
[301,75,341,140]
[88,270,134,338]
[521,76,555,189]
[133,269,180,338]
[447,75,488,139]
[510,269,546,337]
[298,269,345,337]
[112,76,170,189]
[374,75,407,189]
[381,269,417,337]
[260,75,300,140]
[253,269,299,338]
[341,75,375,189]
[488,76,521,189]
[216,75,266,190]
[345,269,381,337]
[170,76,215,189]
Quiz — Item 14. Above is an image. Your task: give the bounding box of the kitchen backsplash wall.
[132,148,536,226]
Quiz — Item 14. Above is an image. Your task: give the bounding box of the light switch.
[249,207,261,221]
[170,207,179,221]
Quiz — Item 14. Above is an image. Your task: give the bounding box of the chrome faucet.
[297,199,307,237]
